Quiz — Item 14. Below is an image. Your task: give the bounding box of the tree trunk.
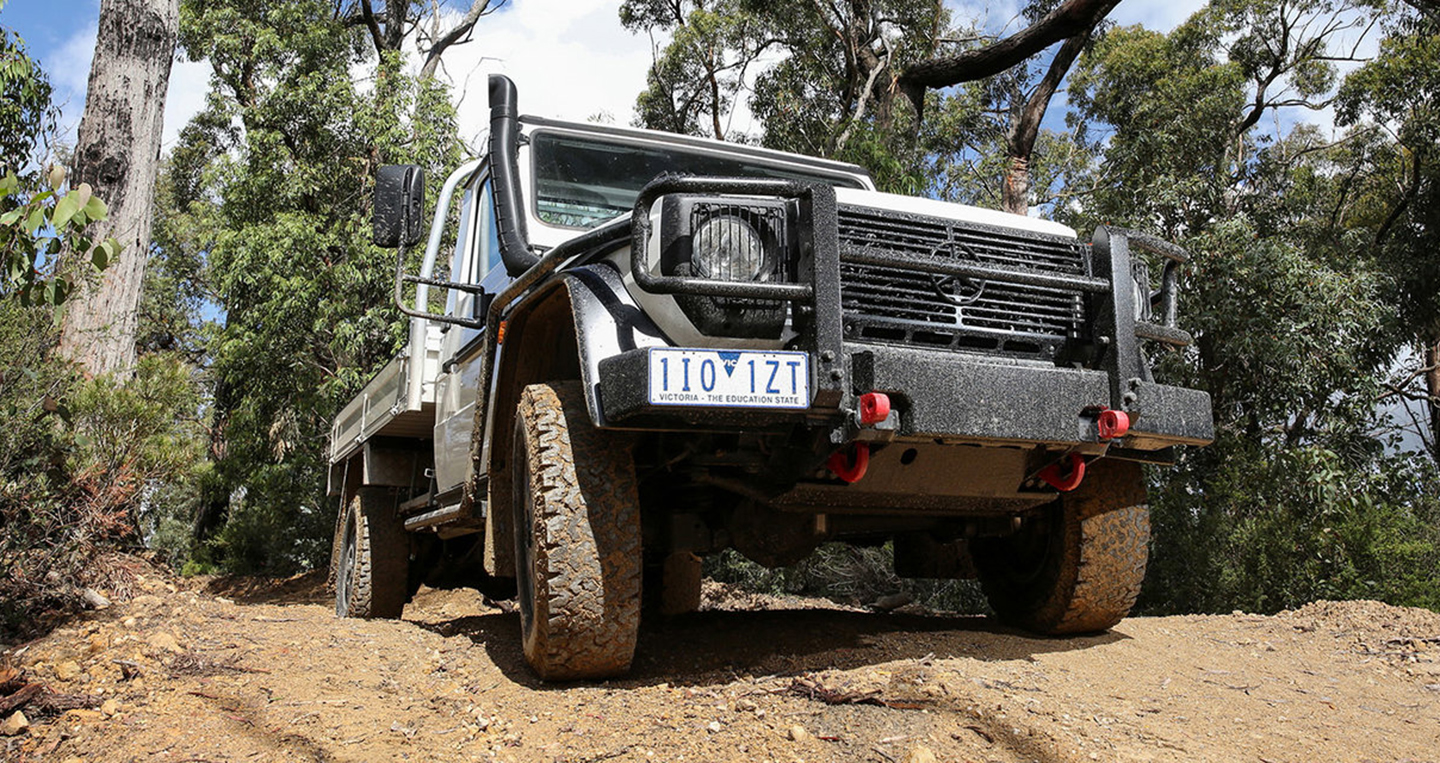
[58,0,179,378]
[1002,32,1088,215]
[898,0,1119,119]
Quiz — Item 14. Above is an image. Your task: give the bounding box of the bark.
[58,0,179,378]
[1002,32,1087,214]
[897,0,1120,118]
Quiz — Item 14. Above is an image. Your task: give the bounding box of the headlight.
[692,214,766,281]
[654,194,794,339]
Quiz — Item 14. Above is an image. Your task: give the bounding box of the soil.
[2,570,1438,763]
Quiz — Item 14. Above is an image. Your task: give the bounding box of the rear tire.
[972,459,1149,634]
[512,382,641,680]
[335,487,409,619]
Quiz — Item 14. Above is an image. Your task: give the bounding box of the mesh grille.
[689,203,788,283]
[837,206,1088,359]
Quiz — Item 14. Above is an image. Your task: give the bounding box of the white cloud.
[161,58,211,149]
[42,11,209,151]
[426,0,655,148]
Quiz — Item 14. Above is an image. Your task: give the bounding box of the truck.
[327,75,1214,681]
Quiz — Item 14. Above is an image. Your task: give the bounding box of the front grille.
[837,205,1089,360]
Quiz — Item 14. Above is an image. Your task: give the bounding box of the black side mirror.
[373,164,425,248]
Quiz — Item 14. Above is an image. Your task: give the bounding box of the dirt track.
[2,572,1439,763]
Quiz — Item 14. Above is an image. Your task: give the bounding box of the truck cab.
[329,75,1213,681]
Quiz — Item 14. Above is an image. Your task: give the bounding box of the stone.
[735,698,758,712]
[100,699,120,717]
[706,721,722,733]
[147,632,182,653]
[88,632,109,654]
[1,711,29,736]
[787,724,810,742]
[54,661,82,681]
[82,588,111,609]
[872,592,914,611]
[902,745,937,763]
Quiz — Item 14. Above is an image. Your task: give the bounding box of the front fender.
[480,261,668,578]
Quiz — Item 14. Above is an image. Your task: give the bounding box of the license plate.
[648,348,810,409]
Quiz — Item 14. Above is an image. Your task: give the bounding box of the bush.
[1142,438,1440,615]
[0,299,208,637]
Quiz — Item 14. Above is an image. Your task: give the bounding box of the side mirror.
[373,164,425,248]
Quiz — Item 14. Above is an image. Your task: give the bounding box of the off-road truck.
[328,75,1214,680]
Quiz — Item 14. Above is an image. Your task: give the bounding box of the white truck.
[328,75,1213,680]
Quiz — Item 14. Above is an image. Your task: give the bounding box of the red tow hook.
[859,392,891,425]
[827,443,870,483]
[1097,408,1131,440]
[1038,453,1086,492]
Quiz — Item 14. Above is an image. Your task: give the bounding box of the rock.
[735,698,758,712]
[787,724,811,742]
[54,660,81,681]
[902,745,937,763]
[872,592,914,612]
[706,720,722,733]
[82,588,111,609]
[147,632,183,653]
[1,711,28,736]
[88,632,109,654]
[100,699,120,717]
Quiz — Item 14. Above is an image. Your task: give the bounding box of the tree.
[170,0,463,571]
[56,0,179,378]
[1060,0,1440,613]
[1335,8,1440,463]
[623,1,1111,212]
[343,0,508,79]
[0,24,57,169]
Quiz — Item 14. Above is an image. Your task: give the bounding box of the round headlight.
[692,215,765,281]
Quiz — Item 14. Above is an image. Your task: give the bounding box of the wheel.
[512,381,642,680]
[972,459,1149,634]
[334,487,410,619]
[656,551,703,616]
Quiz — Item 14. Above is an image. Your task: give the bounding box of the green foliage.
[1,168,122,308]
[0,293,208,634]
[161,0,463,574]
[1065,0,1440,614]
[0,23,56,168]
[1144,441,1440,614]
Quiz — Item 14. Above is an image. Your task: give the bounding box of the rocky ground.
[2,569,1438,763]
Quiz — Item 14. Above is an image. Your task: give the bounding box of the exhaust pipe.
[488,74,538,276]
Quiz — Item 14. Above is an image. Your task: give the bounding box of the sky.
[1,0,1209,154]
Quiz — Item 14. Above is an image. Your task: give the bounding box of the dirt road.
[2,572,1438,762]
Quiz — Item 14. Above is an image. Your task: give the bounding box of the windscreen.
[531,131,866,229]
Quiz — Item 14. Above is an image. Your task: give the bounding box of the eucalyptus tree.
[169,0,463,570]
[57,0,180,378]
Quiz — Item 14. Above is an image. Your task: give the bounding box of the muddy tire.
[335,487,409,619]
[512,381,641,680]
[972,459,1149,635]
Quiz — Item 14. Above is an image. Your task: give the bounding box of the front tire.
[512,382,642,680]
[972,459,1149,634]
[335,487,409,619]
